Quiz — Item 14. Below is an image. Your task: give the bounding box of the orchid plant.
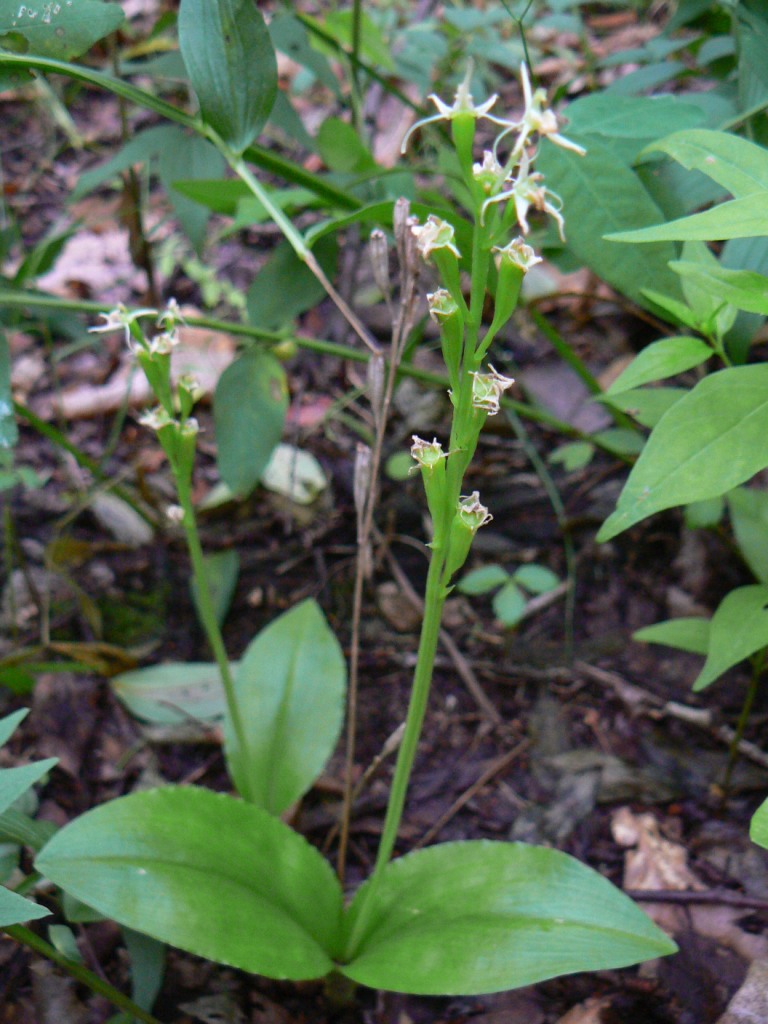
[30,63,675,1003]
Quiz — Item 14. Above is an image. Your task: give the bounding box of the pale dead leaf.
[716,957,768,1023]
[556,996,612,1024]
[612,808,705,892]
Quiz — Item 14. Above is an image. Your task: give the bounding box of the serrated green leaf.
[340,841,676,995]
[214,349,288,497]
[0,0,124,61]
[457,565,510,595]
[606,336,712,395]
[751,797,768,850]
[692,584,768,690]
[178,0,277,154]
[641,129,768,198]
[224,600,346,814]
[111,662,231,725]
[36,787,343,978]
[598,365,768,540]
[536,135,681,306]
[634,617,710,655]
[608,194,768,243]
[728,487,768,583]
[0,883,49,926]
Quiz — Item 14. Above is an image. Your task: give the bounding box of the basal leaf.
[537,135,680,306]
[598,365,768,540]
[607,194,768,243]
[606,336,711,395]
[214,348,288,497]
[178,0,277,154]
[0,883,50,926]
[728,487,768,583]
[340,842,675,995]
[641,129,768,198]
[111,662,232,725]
[36,787,343,978]
[225,600,346,815]
[0,0,124,61]
[634,617,710,655]
[692,584,768,691]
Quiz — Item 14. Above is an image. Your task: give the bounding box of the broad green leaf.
[565,94,704,145]
[607,195,768,243]
[225,600,346,814]
[641,129,768,198]
[0,0,124,61]
[178,0,277,154]
[537,135,681,306]
[0,328,17,454]
[214,349,288,497]
[111,662,231,725]
[341,841,675,994]
[692,584,768,691]
[246,236,337,331]
[493,583,527,626]
[0,883,49,926]
[458,565,510,595]
[598,365,768,540]
[601,387,686,428]
[514,565,560,594]
[606,336,711,395]
[728,487,768,583]
[670,261,768,316]
[751,797,768,849]
[37,787,343,978]
[634,617,710,655]
[317,118,377,174]
[191,549,239,629]
[0,760,57,816]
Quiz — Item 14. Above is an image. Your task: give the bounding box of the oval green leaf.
[692,584,768,691]
[36,787,343,979]
[340,841,676,995]
[606,336,711,395]
[214,349,288,497]
[178,0,277,154]
[458,565,510,596]
[493,582,527,626]
[224,600,346,814]
[751,797,768,850]
[598,365,768,540]
[111,662,233,725]
[513,564,560,594]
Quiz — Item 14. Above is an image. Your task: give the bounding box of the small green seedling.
[459,563,560,626]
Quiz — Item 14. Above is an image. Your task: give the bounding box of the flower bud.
[427,289,463,386]
[488,237,542,333]
[411,215,460,261]
[411,436,448,531]
[470,365,514,415]
[444,491,493,579]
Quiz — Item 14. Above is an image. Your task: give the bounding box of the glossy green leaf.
[214,349,288,497]
[634,617,710,655]
[608,195,768,243]
[191,549,239,629]
[340,841,676,995]
[728,487,768,583]
[493,583,527,626]
[692,584,768,691]
[751,797,768,849]
[36,787,343,978]
[0,0,124,61]
[111,662,232,725]
[458,565,510,595]
[514,565,560,594]
[178,0,277,154]
[598,365,768,540]
[601,387,686,428]
[537,135,681,306]
[670,261,768,316]
[642,129,768,198]
[606,337,711,396]
[225,600,346,814]
[0,883,49,926]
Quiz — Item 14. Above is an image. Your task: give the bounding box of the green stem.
[175,479,252,801]
[4,925,164,1024]
[350,0,364,133]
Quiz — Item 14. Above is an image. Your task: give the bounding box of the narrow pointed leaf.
[341,841,676,995]
[607,194,768,243]
[599,365,768,540]
[751,797,768,849]
[178,0,277,153]
[692,584,768,691]
[36,787,343,979]
[642,129,768,198]
[728,487,768,583]
[0,885,50,926]
[606,336,712,395]
[0,709,27,748]
[0,759,57,816]
[634,617,710,655]
[225,600,346,814]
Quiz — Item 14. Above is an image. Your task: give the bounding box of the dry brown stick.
[381,540,502,724]
[414,739,529,849]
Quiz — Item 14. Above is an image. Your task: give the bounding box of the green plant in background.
[458,561,561,627]
[29,61,675,998]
